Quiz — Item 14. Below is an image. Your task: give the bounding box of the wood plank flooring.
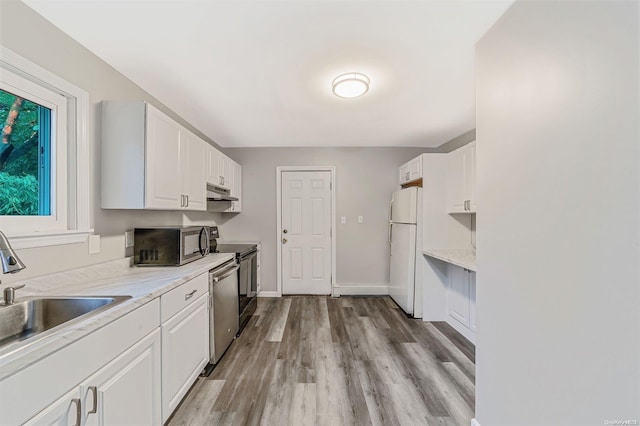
[168,296,475,426]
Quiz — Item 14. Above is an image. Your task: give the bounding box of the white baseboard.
[471,418,481,426]
[257,291,280,298]
[334,284,389,296]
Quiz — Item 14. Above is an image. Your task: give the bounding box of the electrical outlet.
[125,231,134,248]
[341,216,347,224]
[88,234,101,254]
[358,216,364,224]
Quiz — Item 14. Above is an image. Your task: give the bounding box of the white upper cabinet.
[226,159,242,212]
[101,101,206,211]
[206,146,232,190]
[180,129,207,211]
[206,146,220,186]
[145,105,183,209]
[399,156,423,185]
[447,141,476,213]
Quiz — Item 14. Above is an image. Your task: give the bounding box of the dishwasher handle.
[212,265,240,283]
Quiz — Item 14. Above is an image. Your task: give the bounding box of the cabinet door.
[145,105,182,209]
[82,330,161,426]
[398,162,410,184]
[447,147,466,213]
[217,153,231,189]
[232,161,242,212]
[469,271,476,332]
[181,130,206,211]
[226,159,241,212]
[161,294,210,423]
[447,264,470,327]
[24,388,82,426]
[408,157,422,182]
[465,142,477,212]
[206,145,219,186]
[447,142,476,213]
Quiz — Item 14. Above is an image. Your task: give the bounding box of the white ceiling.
[23,1,513,148]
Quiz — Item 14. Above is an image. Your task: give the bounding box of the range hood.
[207,183,238,202]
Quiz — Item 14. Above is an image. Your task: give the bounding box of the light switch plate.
[341,216,347,224]
[88,234,101,254]
[357,216,364,223]
[125,231,134,248]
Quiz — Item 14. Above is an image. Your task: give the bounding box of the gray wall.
[0,1,222,282]
[476,1,639,424]
[218,147,429,292]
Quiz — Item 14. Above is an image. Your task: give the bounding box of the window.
[0,47,90,248]
[1,87,53,216]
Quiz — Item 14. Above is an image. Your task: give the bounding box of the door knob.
[283,229,288,234]
[282,238,288,244]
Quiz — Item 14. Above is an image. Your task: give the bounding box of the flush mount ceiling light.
[332,72,370,98]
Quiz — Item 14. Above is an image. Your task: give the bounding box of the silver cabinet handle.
[71,398,82,426]
[88,386,98,414]
[185,289,197,300]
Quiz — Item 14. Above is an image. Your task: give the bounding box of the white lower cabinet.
[23,388,82,426]
[447,264,470,326]
[25,330,161,426]
[0,273,213,426]
[81,329,161,426]
[446,264,476,342]
[469,273,477,333]
[161,292,210,423]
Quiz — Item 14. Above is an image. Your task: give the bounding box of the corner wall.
[475,1,639,424]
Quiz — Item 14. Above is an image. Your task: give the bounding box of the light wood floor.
[168,296,475,426]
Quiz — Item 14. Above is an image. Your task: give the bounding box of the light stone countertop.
[422,248,477,271]
[0,253,234,380]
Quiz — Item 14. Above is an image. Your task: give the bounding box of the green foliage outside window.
[0,89,44,215]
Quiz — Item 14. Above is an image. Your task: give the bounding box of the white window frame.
[0,47,91,249]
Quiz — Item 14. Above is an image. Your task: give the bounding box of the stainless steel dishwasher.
[209,258,239,365]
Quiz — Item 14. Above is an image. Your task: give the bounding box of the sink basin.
[0,296,132,349]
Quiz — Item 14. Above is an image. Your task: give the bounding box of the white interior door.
[281,171,332,295]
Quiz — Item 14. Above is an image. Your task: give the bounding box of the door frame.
[276,166,337,297]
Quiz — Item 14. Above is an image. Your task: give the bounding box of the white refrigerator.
[389,186,422,317]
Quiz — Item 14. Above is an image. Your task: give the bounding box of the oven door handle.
[212,265,240,283]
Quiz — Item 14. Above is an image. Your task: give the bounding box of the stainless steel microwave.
[134,226,210,266]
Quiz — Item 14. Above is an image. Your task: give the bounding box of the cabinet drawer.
[161,272,209,323]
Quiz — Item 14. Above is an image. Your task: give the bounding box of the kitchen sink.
[0,296,132,349]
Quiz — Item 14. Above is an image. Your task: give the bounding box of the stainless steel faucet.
[0,230,26,305]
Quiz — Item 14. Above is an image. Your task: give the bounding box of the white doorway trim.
[276,166,337,297]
